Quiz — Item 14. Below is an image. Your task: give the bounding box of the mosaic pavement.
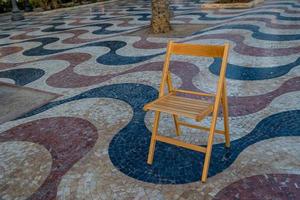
[0,0,300,199]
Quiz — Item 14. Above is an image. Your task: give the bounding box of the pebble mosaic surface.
[0,0,300,199]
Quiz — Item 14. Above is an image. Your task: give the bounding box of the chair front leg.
[201,119,217,182]
[201,97,223,183]
[147,111,161,165]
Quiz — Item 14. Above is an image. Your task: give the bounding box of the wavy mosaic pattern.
[0,0,299,199]
[214,174,300,200]
[0,68,44,85]
[0,117,98,200]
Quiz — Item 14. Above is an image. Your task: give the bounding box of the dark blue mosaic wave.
[90,14,113,21]
[18,83,157,119]
[42,22,69,32]
[17,83,300,184]
[0,34,10,39]
[0,68,45,86]
[41,22,128,34]
[20,38,161,65]
[210,57,300,80]
[264,2,300,8]
[126,7,148,12]
[183,10,300,21]
[91,23,124,35]
[132,13,151,21]
[193,24,300,41]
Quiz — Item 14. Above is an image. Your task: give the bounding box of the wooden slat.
[148,104,199,119]
[171,43,224,58]
[159,97,211,110]
[166,95,212,107]
[144,93,214,120]
[143,93,174,111]
[161,100,212,112]
[156,135,207,153]
[178,121,225,134]
[156,101,203,113]
[174,89,215,97]
[164,98,210,108]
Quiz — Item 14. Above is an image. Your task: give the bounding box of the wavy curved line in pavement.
[126,6,148,12]
[0,34,10,39]
[3,24,299,58]
[9,27,121,45]
[40,22,126,35]
[183,10,300,21]
[20,37,160,65]
[132,13,151,21]
[41,22,69,32]
[178,14,300,30]
[117,17,137,27]
[133,36,167,49]
[61,29,96,44]
[263,2,300,8]
[187,33,300,57]
[43,56,299,116]
[0,117,98,200]
[193,24,300,41]
[9,28,40,40]
[68,18,94,26]
[214,174,300,200]
[210,57,300,80]
[90,14,113,21]
[0,49,298,117]
[61,25,130,44]
[109,89,300,184]
[0,68,45,86]
[133,33,300,57]
[90,23,125,35]
[227,17,300,30]
[212,5,300,15]
[0,46,23,59]
[12,84,300,184]
[18,83,299,185]
[5,22,130,44]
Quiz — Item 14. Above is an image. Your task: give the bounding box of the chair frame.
[144,41,230,182]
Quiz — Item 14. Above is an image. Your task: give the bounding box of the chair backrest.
[159,41,230,105]
[171,42,225,58]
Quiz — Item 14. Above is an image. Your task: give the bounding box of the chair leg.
[147,111,161,165]
[221,91,230,148]
[201,118,217,182]
[201,110,218,182]
[172,115,181,136]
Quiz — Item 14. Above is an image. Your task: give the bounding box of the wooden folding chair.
[143,41,230,182]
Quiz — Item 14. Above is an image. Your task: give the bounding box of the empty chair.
[143,41,230,182]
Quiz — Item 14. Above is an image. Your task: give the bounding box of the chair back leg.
[222,81,230,147]
[173,115,181,136]
[167,72,181,136]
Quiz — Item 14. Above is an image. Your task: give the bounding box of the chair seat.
[144,93,214,121]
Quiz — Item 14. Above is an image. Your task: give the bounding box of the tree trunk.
[50,0,60,9]
[151,0,171,33]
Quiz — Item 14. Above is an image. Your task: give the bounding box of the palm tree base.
[151,0,171,33]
